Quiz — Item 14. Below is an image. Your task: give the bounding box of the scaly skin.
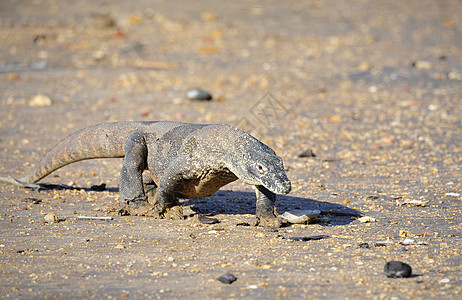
[0,121,291,227]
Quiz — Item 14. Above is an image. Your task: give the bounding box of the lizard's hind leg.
[118,131,157,216]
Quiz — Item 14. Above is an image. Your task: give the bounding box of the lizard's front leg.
[154,158,190,220]
[253,185,281,227]
[142,172,157,204]
[119,131,154,216]
[152,190,183,220]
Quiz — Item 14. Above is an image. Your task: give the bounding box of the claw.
[253,216,281,228]
[163,205,184,220]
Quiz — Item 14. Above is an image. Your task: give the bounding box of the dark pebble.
[22,197,42,204]
[384,261,412,278]
[298,149,316,158]
[217,272,237,284]
[198,215,220,224]
[287,235,328,241]
[90,183,106,191]
[236,222,250,226]
[186,88,213,101]
[358,242,370,249]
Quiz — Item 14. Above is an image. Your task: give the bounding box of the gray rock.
[198,215,220,224]
[384,261,412,278]
[281,209,320,224]
[217,272,237,284]
[186,88,213,101]
[298,149,316,158]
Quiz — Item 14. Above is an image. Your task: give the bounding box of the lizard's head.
[245,152,291,195]
[228,132,291,195]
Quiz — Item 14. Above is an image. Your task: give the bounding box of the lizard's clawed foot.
[162,205,184,220]
[119,198,184,220]
[253,216,282,228]
[119,197,158,217]
[152,203,184,220]
[119,202,154,217]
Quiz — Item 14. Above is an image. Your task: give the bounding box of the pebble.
[358,61,371,71]
[216,272,237,284]
[298,149,316,158]
[395,199,429,207]
[29,94,53,107]
[186,88,213,101]
[90,183,106,191]
[121,41,143,54]
[358,242,370,249]
[368,85,377,93]
[7,72,20,81]
[400,238,415,245]
[448,71,462,80]
[198,215,220,224]
[236,222,250,226]
[384,261,412,278]
[412,60,432,69]
[400,139,414,149]
[358,216,377,223]
[286,235,328,241]
[281,209,320,224]
[44,212,59,223]
[399,230,413,237]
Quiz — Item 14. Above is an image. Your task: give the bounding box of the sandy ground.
[0,0,461,299]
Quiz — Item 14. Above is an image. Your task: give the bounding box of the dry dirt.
[0,0,461,299]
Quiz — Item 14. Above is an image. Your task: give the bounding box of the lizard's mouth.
[276,180,291,195]
[264,179,291,195]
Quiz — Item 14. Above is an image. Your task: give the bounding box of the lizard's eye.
[256,163,267,174]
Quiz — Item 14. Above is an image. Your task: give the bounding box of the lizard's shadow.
[34,183,118,193]
[182,190,362,226]
[34,184,360,226]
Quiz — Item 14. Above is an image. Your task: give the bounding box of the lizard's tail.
[1,122,148,186]
[0,176,40,189]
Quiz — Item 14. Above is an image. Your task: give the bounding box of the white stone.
[281,209,320,224]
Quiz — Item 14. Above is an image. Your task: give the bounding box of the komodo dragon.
[0,121,291,227]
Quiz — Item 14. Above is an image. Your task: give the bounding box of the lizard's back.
[19,121,192,184]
